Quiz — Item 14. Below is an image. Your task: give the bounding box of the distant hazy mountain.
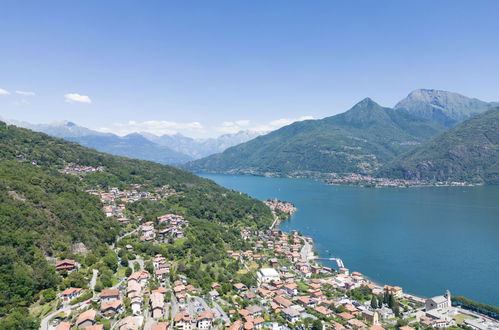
[379,107,499,184]
[65,133,194,164]
[183,98,445,176]
[4,119,262,164]
[395,89,498,127]
[6,120,193,164]
[143,130,264,159]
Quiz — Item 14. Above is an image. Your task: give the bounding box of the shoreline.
[198,171,483,188]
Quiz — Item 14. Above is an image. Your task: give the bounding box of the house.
[130,296,142,315]
[150,292,165,319]
[117,217,130,224]
[84,325,104,330]
[315,306,333,317]
[56,322,72,330]
[283,283,298,296]
[253,317,265,329]
[56,259,77,272]
[197,310,214,329]
[338,312,355,321]
[152,322,170,330]
[228,320,243,330]
[246,305,263,317]
[100,288,120,303]
[76,309,96,328]
[174,312,193,330]
[257,268,280,285]
[207,290,220,299]
[127,281,141,297]
[281,307,301,323]
[234,283,248,292]
[101,300,123,315]
[59,287,82,301]
[296,296,315,308]
[348,319,367,328]
[273,296,292,308]
[338,267,349,275]
[118,316,139,330]
[128,270,150,287]
[384,285,403,298]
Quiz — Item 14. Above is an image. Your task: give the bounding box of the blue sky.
[1,0,498,137]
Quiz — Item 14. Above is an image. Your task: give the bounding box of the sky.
[1,0,498,138]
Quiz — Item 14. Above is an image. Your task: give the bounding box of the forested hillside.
[184,98,444,176]
[0,121,272,324]
[379,108,499,184]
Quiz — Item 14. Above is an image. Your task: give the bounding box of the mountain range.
[2,119,262,164]
[184,89,498,183]
[394,89,498,127]
[379,107,499,184]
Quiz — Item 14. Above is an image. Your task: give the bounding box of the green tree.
[371,295,378,309]
[311,319,323,330]
[125,267,133,277]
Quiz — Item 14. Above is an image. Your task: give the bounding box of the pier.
[314,257,345,268]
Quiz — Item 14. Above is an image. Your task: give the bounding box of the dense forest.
[0,121,273,324]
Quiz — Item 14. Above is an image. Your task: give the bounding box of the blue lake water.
[199,173,499,306]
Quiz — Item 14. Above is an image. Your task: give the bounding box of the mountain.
[378,108,499,184]
[184,98,445,176]
[394,89,499,127]
[0,121,272,322]
[5,120,193,164]
[143,130,264,159]
[65,133,194,164]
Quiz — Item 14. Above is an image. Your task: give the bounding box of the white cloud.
[98,120,204,136]
[216,116,313,134]
[64,93,92,104]
[15,90,35,96]
[235,120,250,126]
[0,88,10,95]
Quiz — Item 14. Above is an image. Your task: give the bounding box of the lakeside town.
[323,174,476,188]
[34,167,498,330]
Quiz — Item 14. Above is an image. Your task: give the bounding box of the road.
[111,227,139,249]
[269,214,279,229]
[213,299,230,324]
[301,239,312,262]
[90,269,99,291]
[40,305,72,330]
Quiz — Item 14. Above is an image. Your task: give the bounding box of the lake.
[199,173,499,306]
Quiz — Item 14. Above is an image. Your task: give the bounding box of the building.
[150,292,165,319]
[101,300,123,315]
[281,307,301,323]
[257,268,280,285]
[59,287,82,301]
[55,322,72,330]
[174,312,193,330]
[100,288,120,303]
[76,309,96,328]
[56,259,77,272]
[362,310,380,325]
[197,310,214,329]
[425,290,452,311]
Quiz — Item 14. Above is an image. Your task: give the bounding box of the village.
[38,167,498,330]
[324,174,473,188]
